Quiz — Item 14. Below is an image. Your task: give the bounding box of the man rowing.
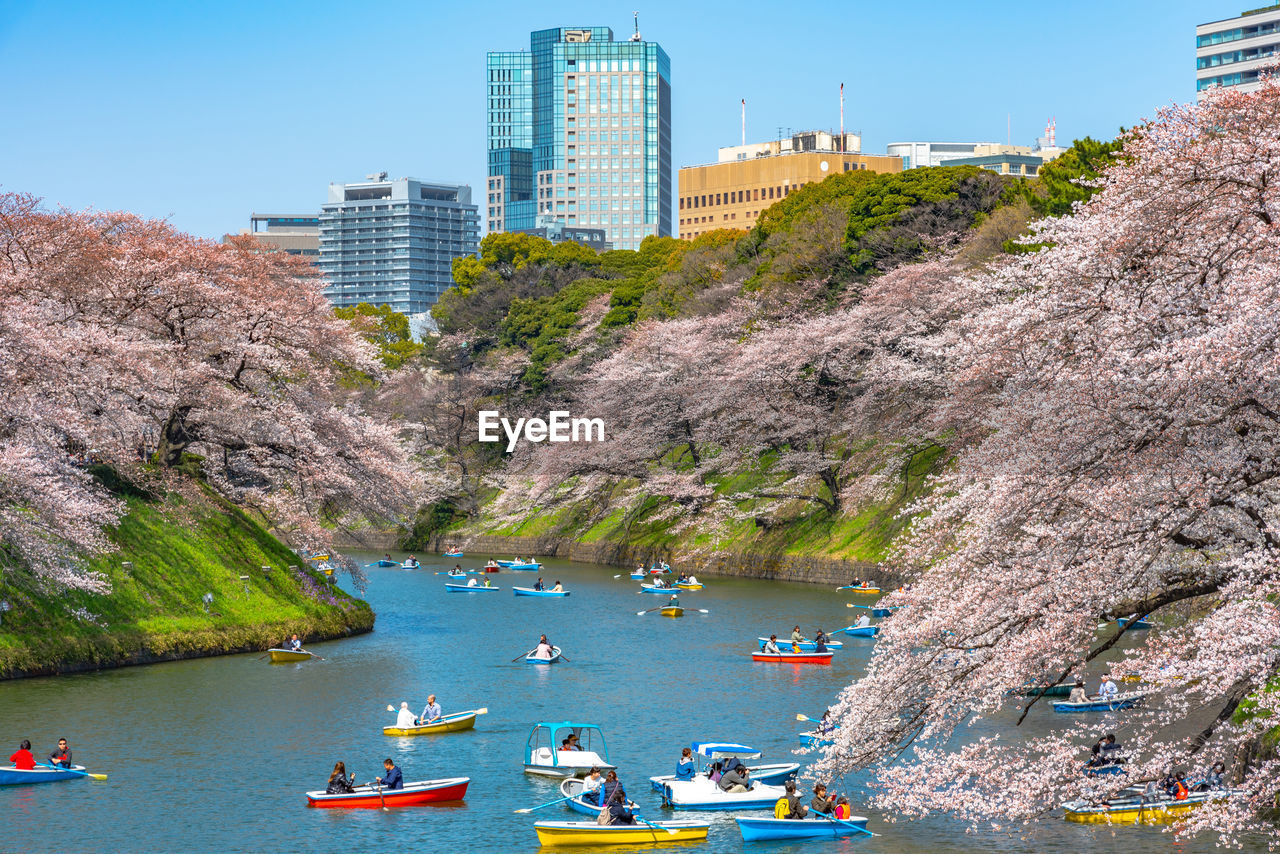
[375,757,403,790]
[287,634,303,652]
[763,634,781,654]
[534,577,545,591]
[1099,675,1119,702]
[419,695,442,724]
[532,634,555,660]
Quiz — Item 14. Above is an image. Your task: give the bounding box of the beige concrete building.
[678,131,903,240]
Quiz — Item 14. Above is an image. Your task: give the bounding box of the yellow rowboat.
[1063,790,1228,824]
[676,582,702,590]
[307,554,330,561]
[383,708,487,736]
[533,819,710,845]
[661,606,684,617]
[267,649,315,663]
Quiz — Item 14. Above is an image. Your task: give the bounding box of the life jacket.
[774,797,790,819]
[834,802,851,819]
[1174,781,1189,800]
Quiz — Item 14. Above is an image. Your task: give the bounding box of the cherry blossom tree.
[816,83,1280,845]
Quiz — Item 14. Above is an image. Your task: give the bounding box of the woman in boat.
[675,747,696,781]
[764,634,781,654]
[1198,760,1226,791]
[817,709,835,735]
[533,634,554,659]
[1068,679,1088,704]
[482,576,493,588]
[552,580,563,592]
[791,626,805,644]
[9,739,34,770]
[582,766,604,803]
[606,788,636,825]
[326,761,355,794]
[810,782,837,815]
[405,555,418,568]
[601,770,626,806]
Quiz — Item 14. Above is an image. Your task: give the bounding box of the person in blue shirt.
[375,758,403,790]
[675,746,697,780]
[534,577,545,591]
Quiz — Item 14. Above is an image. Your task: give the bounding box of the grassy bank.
[0,476,372,679]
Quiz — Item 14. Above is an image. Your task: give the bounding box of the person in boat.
[719,762,752,793]
[854,614,871,629]
[418,695,442,724]
[482,577,493,588]
[667,594,680,608]
[1068,679,1088,704]
[817,709,836,735]
[288,634,303,652]
[652,575,666,588]
[1099,675,1119,702]
[815,628,829,645]
[326,761,355,794]
[395,702,415,729]
[833,795,852,820]
[1099,733,1122,763]
[707,760,724,783]
[606,788,636,825]
[467,577,478,587]
[581,766,604,802]
[383,554,393,563]
[791,626,805,644]
[814,634,827,653]
[453,564,463,574]
[687,574,698,585]
[552,580,563,592]
[405,555,418,567]
[1197,760,1227,791]
[533,635,555,659]
[9,740,34,771]
[601,769,626,804]
[560,737,575,751]
[486,559,498,569]
[849,578,861,588]
[47,738,71,769]
[810,782,837,815]
[534,577,545,591]
[375,758,403,790]
[675,747,696,781]
[764,634,781,654]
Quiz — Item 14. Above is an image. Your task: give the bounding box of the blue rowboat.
[513,587,569,597]
[1052,692,1147,713]
[1117,616,1152,629]
[443,550,464,557]
[0,765,88,785]
[507,563,542,571]
[497,559,542,569]
[559,778,642,817]
[797,731,833,748]
[629,571,645,579]
[757,637,843,652]
[736,815,869,841]
[525,646,562,664]
[1082,763,1126,777]
[445,583,499,593]
[839,625,880,638]
[639,584,676,594]
[368,559,400,567]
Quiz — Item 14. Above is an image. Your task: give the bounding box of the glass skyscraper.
[318,176,480,316]
[486,25,672,251]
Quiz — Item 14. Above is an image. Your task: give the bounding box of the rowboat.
[653,743,795,808]
[305,776,469,808]
[267,648,316,663]
[369,559,400,567]
[525,722,613,777]
[383,709,480,736]
[513,586,569,597]
[629,571,646,580]
[443,550,464,557]
[661,606,684,617]
[676,582,703,590]
[446,571,467,578]
[798,731,834,748]
[0,765,88,785]
[306,554,330,561]
[401,560,421,570]
[1015,683,1074,697]
[757,637,843,651]
[839,625,880,638]
[1117,615,1152,629]
[837,585,880,594]
[736,815,869,841]
[1062,789,1230,824]
[496,559,542,570]
[533,820,710,845]
[1052,691,1147,713]
[560,777,643,817]
[640,583,676,594]
[751,651,833,664]
[445,582,499,593]
[525,646,562,664]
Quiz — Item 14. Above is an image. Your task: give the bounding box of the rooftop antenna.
[741,98,746,147]
[630,11,641,41]
[839,82,845,150]
[1049,116,1056,148]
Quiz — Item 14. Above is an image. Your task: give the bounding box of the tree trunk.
[156,406,193,467]
[820,467,842,516]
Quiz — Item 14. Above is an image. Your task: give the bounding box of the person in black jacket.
[47,738,72,769]
[606,789,636,825]
[326,761,355,794]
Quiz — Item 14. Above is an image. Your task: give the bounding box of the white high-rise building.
[1196,4,1280,99]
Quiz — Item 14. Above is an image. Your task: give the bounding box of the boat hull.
[838,586,880,594]
[525,646,562,664]
[661,607,684,617]
[751,651,833,664]
[736,816,869,841]
[0,765,87,785]
[798,731,834,748]
[513,587,569,597]
[676,582,702,590]
[1062,791,1223,824]
[524,746,611,778]
[1016,684,1074,697]
[445,583,499,592]
[443,551,463,557]
[267,649,314,663]
[661,778,787,810]
[839,626,879,638]
[757,637,843,651]
[383,710,478,736]
[629,572,645,579]
[533,820,709,845]
[1117,617,1152,629]
[305,777,469,808]
[1053,692,1146,713]
[649,762,799,793]
[639,584,675,593]
[560,778,642,817]
[371,559,399,567]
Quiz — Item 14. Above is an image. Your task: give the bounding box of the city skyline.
[0,0,1238,240]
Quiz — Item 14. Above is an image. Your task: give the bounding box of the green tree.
[1023,136,1124,217]
[333,302,421,369]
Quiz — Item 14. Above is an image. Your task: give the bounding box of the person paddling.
[47,738,72,769]
[763,634,781,654]
[418,694,442,724]
[288,634,303,652]
[532,635,555,660]
[375,758,403,790]
[534,577,545,591]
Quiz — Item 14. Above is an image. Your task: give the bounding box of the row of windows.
[679,211,751,226]
[1197,18,1280,47]
[1197,68,1262,90]
[1197,43,1278,68]
[678,184,805,209]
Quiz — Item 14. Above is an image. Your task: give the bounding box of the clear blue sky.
[0,0,1241,239]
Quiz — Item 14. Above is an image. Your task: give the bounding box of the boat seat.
[532,747,554,764]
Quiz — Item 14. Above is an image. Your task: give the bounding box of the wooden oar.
[514,792,577,814]
[375,779,388,811]
[636,606,665,616]
[512,648,537,662]
[36,762,106,781]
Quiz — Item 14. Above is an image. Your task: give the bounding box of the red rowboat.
[751,651,833,664]
[305,776,469,808]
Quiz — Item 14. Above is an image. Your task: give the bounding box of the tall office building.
[318,174,480,316]
[1196,5,1280,99]
[487,24,672,251]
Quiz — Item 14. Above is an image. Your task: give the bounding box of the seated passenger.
[719,764,751,793]
[783,781,808,819]
[552,580,563,592]
[395,702,415,729]
[833,795,852,819]
[810,782,836,815]
[326,761,355,794]
[606,790,636,825]
[581,767,604,803]
[534,577,545,591]
[763,635,781,654]
[855,614,871,629]
[1068,680,1088,704]
[1098,676,1119,701]
[675,747,696,780]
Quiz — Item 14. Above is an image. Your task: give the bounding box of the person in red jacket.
[9,739,35,770]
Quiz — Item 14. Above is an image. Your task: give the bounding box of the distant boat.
[676,581,703,590]
[1052,692,1147,713]
[524,721,612,777]
[367,559,400,567]
[305,776,469,808]
[383,709,483,736]
[661,606,684,617]
[839,625,880,638]
[757,637,843,651]
[797,731,833,748]
[443,550,464,557]
[736,815,870,841]
[1117,615,1152,629]
[524,646,563,664]
[836,585,880,594]
[267,649,317,663]
[1062,788,1233,824]
[751,650,833,664]
[533,820,709,846]
[639,583,675,594]
[0,765,89,785]
[513,587,569,597]
[445,582,499,593]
